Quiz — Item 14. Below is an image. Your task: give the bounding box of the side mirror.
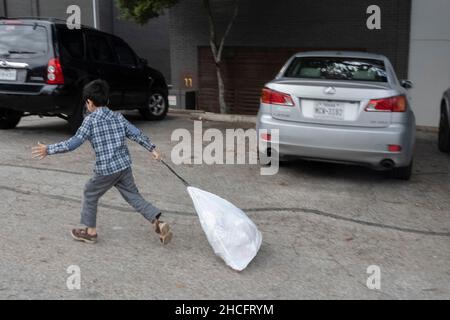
[401,80,414,89]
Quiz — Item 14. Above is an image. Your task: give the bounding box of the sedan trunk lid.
[269,79,398,128]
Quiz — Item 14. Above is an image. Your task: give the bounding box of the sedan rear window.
[284,57,388,82]
[0,24,48,57]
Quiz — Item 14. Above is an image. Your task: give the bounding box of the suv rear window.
[0,24,48,57]
[284,57,388,82]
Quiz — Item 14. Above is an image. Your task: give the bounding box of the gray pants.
[81,167,160,228]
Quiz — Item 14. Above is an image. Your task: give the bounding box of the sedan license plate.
[314,101,345,120]
[0,68,17,81]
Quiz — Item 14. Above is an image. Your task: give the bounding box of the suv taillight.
[46,58,64,85]
[261,88,294,106]
[365,95,406,112]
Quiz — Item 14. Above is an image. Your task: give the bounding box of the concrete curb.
[169,108,203,114]
[416,126,439,133]
[169,108,257,124]
[194,112,257,124]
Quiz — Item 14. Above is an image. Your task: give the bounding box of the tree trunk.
[203,0,239,114]
[216,64,227,114]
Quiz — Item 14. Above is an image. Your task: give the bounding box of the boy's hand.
[151,149,162,161]
[32,142,48,160]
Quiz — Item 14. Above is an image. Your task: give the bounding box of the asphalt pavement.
[0,112,449,299]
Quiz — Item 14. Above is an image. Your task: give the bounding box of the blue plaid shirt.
[47,107,156,176]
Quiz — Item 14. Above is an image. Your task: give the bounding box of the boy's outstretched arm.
[122,115,161,160]
[32,117,92,160]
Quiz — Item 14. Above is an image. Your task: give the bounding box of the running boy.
[31,80,172,245]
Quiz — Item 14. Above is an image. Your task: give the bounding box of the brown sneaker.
[71,228,98,244]
[160,231,173,245]
[153,219,172,245]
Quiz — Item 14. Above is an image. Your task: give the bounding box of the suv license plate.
[0,68,17,81]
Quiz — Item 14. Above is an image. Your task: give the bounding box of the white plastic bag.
[187,186,262,271]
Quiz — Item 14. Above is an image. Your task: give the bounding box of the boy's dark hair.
[83,79,110,107]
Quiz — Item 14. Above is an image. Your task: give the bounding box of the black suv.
[0,17,169,132]
[439,88,450,153]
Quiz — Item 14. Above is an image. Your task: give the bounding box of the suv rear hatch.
[0,20,54,92]
[265,56,402,128]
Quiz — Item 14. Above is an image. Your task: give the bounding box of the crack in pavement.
[1,184,449,238]
[245,207,450,237]
[0,185,193,216]
[0,163,91,177]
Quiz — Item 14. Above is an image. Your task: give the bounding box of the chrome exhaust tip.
[380,159,395,169]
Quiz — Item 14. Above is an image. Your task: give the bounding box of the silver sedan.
[257,51,416,180]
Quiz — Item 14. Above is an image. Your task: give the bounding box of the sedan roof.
[294,51,387,61]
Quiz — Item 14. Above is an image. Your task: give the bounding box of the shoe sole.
[71,231,97,244]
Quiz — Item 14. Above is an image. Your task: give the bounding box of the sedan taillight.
[261,88,294,106]
[365,95,406,112]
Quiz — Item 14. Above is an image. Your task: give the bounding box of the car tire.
[438,106,450,153]
[68,102,85,134]
[392,160,413,180]
[139,88,169,121]
[0,108,22,129]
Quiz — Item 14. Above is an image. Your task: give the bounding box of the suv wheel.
[392,160,413,180]
[438,106,450,153]
[139,89,168,121]
[0,108,23,129]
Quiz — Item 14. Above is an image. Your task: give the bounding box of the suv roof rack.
[0,16,95,29]
[3,16,66,22]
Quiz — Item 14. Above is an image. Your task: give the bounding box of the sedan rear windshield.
[284,57,388,82]
[0,24,48,57]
